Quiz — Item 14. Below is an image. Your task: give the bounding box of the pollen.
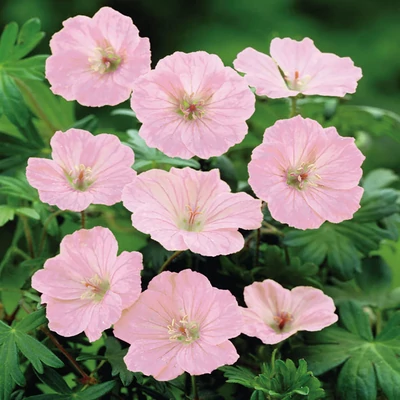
[80,274,110,301]
[167,315,200,344]
[66,164,94,191]
[89,45,122,74]
[273,311,293,331]
[179,93,206,120]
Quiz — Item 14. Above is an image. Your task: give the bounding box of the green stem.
[289,96,298,117]
[191,374,199,400]
[255,228,261,266]
[42,327,94,383]
[38,210,64,256]
[15,78,59,136]
[20,216,34,258]
[375,309,382,336]
[159,250,184,274]
[81,211,86,229]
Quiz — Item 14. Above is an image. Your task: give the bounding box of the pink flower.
[234,37,362,98]
[46,7,151,107]
[114,269,242,380]
[31,227,143,342]
[122,167,262,256]
[241,279,338,345]
[26,128,135,212]
[130,51,255,159]
[248,116,364,230]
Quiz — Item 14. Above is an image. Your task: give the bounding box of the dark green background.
[1,0,399,112]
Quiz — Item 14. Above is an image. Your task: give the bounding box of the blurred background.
[1,0,399,113]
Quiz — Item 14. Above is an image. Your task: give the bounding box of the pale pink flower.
[31,227,143,342]
[26,128,135,212]
[248,116,364,230]
[114,269,242,381]
[234,37,362,98]
[122,167,262,256]
[241,279,338,345]
[130,51,255,159]
[46,7,151,107]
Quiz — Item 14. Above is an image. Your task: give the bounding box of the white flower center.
[286,162,321,190]
[285,70,311,91]
[272,311,294,332]
[178,205,203,231]
[89,45,122,74]
[178,93,206,120]
[167,315,200,344]
[80,274,110,302]
[66,164,94,191]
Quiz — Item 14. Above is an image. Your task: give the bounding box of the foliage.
[0,9,399,400]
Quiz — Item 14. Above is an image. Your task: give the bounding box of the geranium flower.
[130,51,255,159]
[31,227,143,342]
[26,128,135,212]
[241,279,338,344]
[248,116,364,230]
[234,37,362,98]
[46,7,151,107]
[114,269,243,380]
[122,167,262,256]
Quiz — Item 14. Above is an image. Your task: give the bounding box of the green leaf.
[35,366,72,395]
[220,365,257,389]
[0,71,30,128]
[362,169,399,192]
[14,332,64,373]
[325,256,396,310]
[0,175,38,201]
[13,308,47,333]
[0,204,15,226]
[337,354,377,400]
[15,207,40,220]
[73,381,116,400]
[125,129,200,171]
[250,391,266,400]
[353,189,400,223]
[5,55,47,81]
[105,336,134,386]
[0,334,25,400]
[339,301,373,341]
[0,22,18,62]
[221,359,324,399]
[284,223,360,280]
[11,18,45,61]
[72,114,99,132]
[293,305,400,400]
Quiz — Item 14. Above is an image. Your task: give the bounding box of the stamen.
[273,311,293,331]
[66,164,94,191]
[167,315,200,344]
[80,274,110,301]
[286,162,319,191]
[179,93,206,120]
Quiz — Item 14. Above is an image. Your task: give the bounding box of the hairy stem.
[159,251,184,274]
[289,96,298,117]
[38,210,64,256]
[191,374,199,400]
[20,216,35,258]
[81,210,86,229]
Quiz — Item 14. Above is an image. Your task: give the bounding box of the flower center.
[286,162,320,190]
[80,274,110,302]
[66,164,94,191]
[179,93,205,120]
[285,70,311,91]
[179,205,203,231]
[273,311,293,331]
[89,46,122,74]
[167,315,200,344]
